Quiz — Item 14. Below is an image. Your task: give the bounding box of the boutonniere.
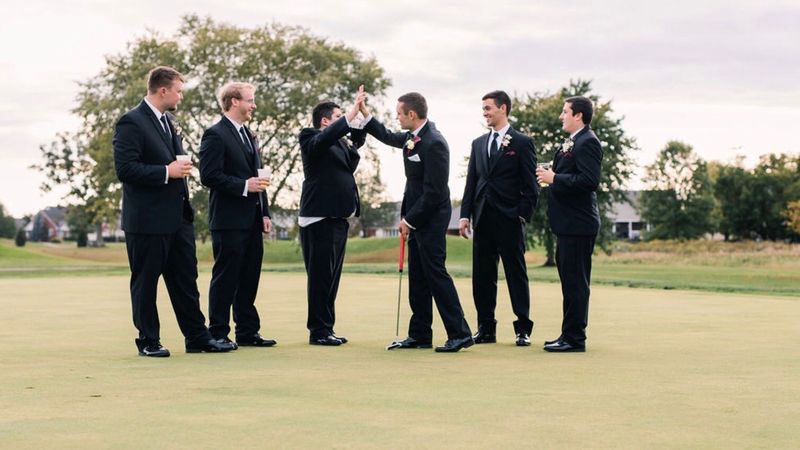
[405,136,421,153]
[561,138,574,153]
[501,134,512,148]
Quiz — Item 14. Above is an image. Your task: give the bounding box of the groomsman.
[459,90,538,346]
[297,89,366,346]
[113,66,234,357]
[536,96,603,353]
[199,82,276,349]
[361,92,474,353]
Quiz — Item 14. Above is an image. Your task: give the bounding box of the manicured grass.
[1,273,798,448]
[3,238,798,296]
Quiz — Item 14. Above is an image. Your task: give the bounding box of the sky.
[1,0,798,217]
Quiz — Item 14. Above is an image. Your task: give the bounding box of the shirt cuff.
[349,115,372,129]
[459,218,470,223]
[402,218,416,230]
[164,166,169,184]
[242,180,248,197]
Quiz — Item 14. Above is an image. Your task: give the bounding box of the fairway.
[1,274,799,448]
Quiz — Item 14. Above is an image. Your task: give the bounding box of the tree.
[15,227,27,247]
[640,141,716,240]
[35,15,391,243]
[714,153,800,241]
[353,146,395,237]
[0,203,16,238]
[66,205,91,247]
[512,80,637,265]
[787,201,800,236]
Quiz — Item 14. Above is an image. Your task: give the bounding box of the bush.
[77,230,88,248]
[15,228,27,247]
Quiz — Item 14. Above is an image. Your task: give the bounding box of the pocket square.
[504,151,516,156]
[408,154,421,162]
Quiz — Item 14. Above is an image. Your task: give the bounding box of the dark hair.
[482,90,512,116]
[312,101,340,128]
[565,96,594,125]
[147,66,184,94]
[397,92,428,119]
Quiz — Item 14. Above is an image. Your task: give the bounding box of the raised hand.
[346,85,366,123]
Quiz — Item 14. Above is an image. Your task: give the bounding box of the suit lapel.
[140,102,175,156]
[222,117,257,172]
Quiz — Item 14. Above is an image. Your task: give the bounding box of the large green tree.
[35,15,391,242]
[714,153,800,241]
[640,141,716,240]
[512,80,637,265]
[0,203,17,238]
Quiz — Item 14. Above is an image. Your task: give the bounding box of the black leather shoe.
[435,336,475,353]
[544,336,563,346]
[386,336,432,350]
[516,333,531,346]
[138,343,170,357]
[237,334,276,347]
[215,337,239,350]
[473,330,497,344]
[543,339,585,353]
[186,338,235,353]
[331,334,348,344]
[310,335,342,346]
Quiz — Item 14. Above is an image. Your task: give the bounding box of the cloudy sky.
[1,0,798,217]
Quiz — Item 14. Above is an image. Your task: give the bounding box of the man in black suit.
[199,82,276,350]
[459,90,538,347]
[297,89,366,346]
[360,92,473,353]
[536,96,603,353]
[113,66,234,357]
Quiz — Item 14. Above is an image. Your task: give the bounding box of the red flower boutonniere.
[405,136,421,154]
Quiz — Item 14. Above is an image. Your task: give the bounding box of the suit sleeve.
[299,117,350,159]
[517,136,539,221]
[113,115,169,186]
[199,128,247,197]
[364,118,408,148]
[551,138,602,194]
[404,139,450,228]
[460,144,478,220]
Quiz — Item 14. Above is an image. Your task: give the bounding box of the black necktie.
[490,132,499,158]
[160,115,171,139]
[239,127,254,153]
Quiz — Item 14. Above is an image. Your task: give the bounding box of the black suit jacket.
[365,119,451,229]
[547,126,603,236]
[113,100,193,234]
[460,127,538,227]
[298,117,364,217]
[199,116,271,231]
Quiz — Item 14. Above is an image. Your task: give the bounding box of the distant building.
[26,206,68,241]
[609,191,650,240]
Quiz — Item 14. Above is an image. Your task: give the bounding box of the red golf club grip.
[398,234,406,273]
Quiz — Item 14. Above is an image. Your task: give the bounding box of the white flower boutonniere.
[562,138,574,153]
[501,134,512,148]
[405,136,421,153]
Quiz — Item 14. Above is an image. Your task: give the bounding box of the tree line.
[640,142,800,241]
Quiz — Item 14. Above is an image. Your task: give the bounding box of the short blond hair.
[217,82,256,112]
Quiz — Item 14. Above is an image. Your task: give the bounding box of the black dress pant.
[125,221,210,345]
[555,234,596,346]
[208,219,263,340]
[472,205,533,334]
[300,218,349,339]
[407,216,472,342]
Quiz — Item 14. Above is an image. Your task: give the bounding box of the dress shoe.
[472,329,497,344]
[309,335,342,346]
[186,338,235,353]
[543,339,585,353]
[515,333,531,346]
[435,336,475,353]
[237,334,276,347]
[215,337,239,350]
[386,336,432,350]
[544,337,561,346]
[138,343,170,357]
[331,334,348,344]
